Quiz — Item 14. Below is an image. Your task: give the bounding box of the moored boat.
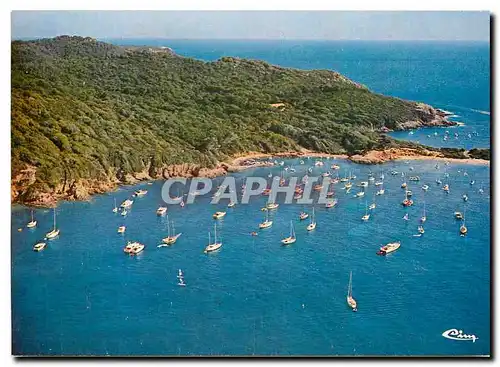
[259,210,273,229]
[346,271,357,312]
[33,242,47,252]
[306,208,316,231]
[213,211,227,219]
[204,224,223,253]
[26,210,37,228]
[156,206,167,216]
[45,208,60,240]
[117,226,126,234]
[121,199,134,208]
[281,220,296,245]
[134,189,148,197]
[325,198,338,208]
[377,242,401,256]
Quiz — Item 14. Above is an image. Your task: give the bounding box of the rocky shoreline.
[9,99,481,208]
[12,145,488,208]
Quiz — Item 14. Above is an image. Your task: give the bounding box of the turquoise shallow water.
[12,158,490,356]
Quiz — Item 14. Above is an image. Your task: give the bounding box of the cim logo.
[442,328,479,343]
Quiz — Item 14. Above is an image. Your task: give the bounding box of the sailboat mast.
[348,271,352,297]
[53,208,56,230]
[214,223,217,243]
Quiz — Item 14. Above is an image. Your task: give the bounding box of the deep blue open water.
[12,40,490,356]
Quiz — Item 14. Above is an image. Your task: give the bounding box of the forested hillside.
[11,36,456,204]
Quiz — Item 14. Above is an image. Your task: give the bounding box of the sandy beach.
[227,149,489,171]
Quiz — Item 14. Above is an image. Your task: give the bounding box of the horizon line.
[12,36,490,42]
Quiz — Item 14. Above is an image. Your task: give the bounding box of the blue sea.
[12,40,490,356]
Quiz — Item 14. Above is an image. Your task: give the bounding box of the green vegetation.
[468,148,490,160]
[11,36,484,200]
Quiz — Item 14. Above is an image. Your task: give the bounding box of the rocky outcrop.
[396,103,458,130]
[349,148,445,164]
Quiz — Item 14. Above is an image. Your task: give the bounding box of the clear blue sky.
[11,11,490,41]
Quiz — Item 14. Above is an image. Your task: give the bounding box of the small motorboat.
[462,194,468,202]
[417,226,425,234]
[299,212,309,220]
[354,191,365,198]
[460,224,468,236]
[368,203,376,210]
[117,226,126,234]
[134,189,148,197]
[401,182,407,189]
[436,179,442,185]
[121,209,128,216]
[402,199,414,207]
[374,181,384,186]
[313,185,323,192]
[443,184,450,193]
[454,211,464,220]
[325,199,338,208]
[405,190,413,197]
[121,199,134,208]
[227,201,236,208]
[347,271,357,312]
[130,242,145,255]
[33,242,47,252]
[422,185,429,191]
[213,211,226,219]
[124,241,144,255]
[377,242,401,256]
[156,207,167,216]
[266,203,279,210]
[376,189,385,196]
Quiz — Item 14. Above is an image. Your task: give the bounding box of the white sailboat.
[420,200,427,223]
[361,201,370,221]
[376,181,385,196]
[26,210,37,228]
[159,215,182,246]
[204,224,222,253]
[306,207,316,231]
[346,271,357,312]
[45,208,60,239]
[259,210,273,229]
[281,220,296,245]
[460,207,468,236]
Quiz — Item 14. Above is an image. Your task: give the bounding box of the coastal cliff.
[11,36,484,206]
